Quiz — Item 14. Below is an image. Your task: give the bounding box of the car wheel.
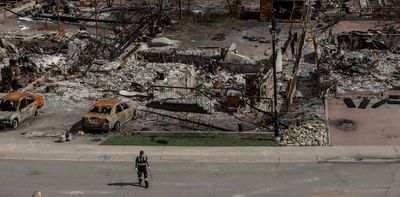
[113,121,121,131]
[11,119,18,129]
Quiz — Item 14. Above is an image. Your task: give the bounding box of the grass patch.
[101,135,279,146]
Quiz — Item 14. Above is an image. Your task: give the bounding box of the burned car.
[82,100,137,131]
[0,93,44,128]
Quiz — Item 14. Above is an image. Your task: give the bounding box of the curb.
[1,144,400,163]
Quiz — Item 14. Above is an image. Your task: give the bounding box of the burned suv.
[0,93,44,128]
[82,100,137,131]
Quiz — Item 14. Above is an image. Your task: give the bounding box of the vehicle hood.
[0,111,15,120]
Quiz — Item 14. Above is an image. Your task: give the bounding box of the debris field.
[0,0,399,146]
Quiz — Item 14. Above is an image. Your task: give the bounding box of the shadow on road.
[108,182,146,188]
[0,124,9,132]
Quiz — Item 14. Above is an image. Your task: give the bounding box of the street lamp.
[269,8,281,141]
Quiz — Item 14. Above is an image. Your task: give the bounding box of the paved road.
[1,159,400,197]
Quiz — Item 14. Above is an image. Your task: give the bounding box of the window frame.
[121,102,129,110]
[115,104,124,113]
[19,97,28,111]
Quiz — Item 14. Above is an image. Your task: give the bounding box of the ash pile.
[318,27,400,94]
[0,0,275,135]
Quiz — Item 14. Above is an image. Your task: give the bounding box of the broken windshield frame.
[90,105,113,115]
[0,99,18,112]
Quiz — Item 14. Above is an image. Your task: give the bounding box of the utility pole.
[269,5,281,141]
[95,0,98,39]
[187,0,190,16]
[179,0,182,20]
[159,0,163,17]
[57,0,60,32]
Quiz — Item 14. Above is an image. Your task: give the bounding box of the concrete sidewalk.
[0,143,399,163]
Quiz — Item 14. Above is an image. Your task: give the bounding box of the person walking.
[135,150,150,188]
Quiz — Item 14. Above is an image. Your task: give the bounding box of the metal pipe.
[33,14,133,24]
[95,0,98,39]
[270,6,281,141]
[57,0,60,32]
[179,0,182,20]
[272,31,278,138]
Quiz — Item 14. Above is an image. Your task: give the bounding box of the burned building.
[347,0,400,17]
[260,0,305,22]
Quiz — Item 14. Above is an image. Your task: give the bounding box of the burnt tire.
[11,119,18,129]
[113,121,121,131]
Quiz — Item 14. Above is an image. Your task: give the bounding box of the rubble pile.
[8,0,400,145]
[138,44,264,73]
[199,70,246,90]
[0,39,19,57]
[0,31,98,90]
[84,62,196,92]
[319,48,400,93]
[0,56,40,92]
[281,121,328,146]
[337,29,400,51]
[23,61,199,105]
[284,99,325,122]
[0,30,250,110]
[34,80,102,104]
[242,35,270,43]
[138,47,223,67]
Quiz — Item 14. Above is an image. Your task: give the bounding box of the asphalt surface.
[1,159,400,197]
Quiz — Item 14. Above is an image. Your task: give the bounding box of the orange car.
[82,100,137,131]
[0,92,44,128]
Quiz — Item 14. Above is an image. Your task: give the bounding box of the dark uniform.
[135,151,149,188]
